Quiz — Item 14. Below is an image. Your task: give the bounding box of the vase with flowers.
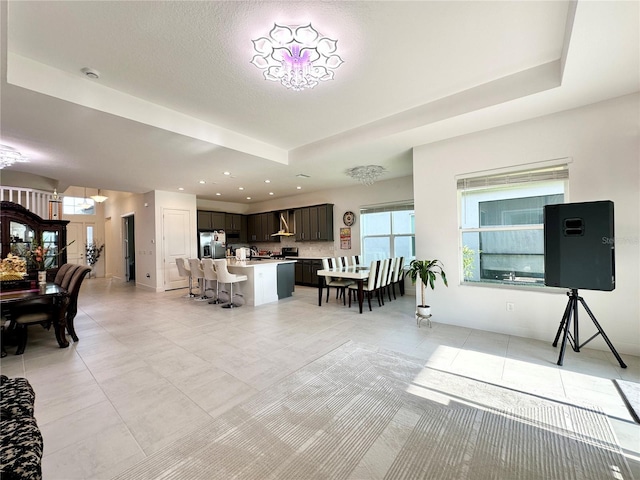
[19,235,75,284]
[86,241,105,277]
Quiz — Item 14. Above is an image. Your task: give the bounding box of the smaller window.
[63,197,95,215]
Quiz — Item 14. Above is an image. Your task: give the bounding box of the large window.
[459,165,568,287]
[361,204,414,266]
[63,197,95,215]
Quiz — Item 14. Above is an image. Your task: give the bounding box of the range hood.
[271,212,296,237]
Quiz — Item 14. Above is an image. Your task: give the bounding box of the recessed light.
[246,196,252,200]
[199,180,206,184]
[178,187,184,191]
[264,179,271,183]
[223,171,231,176]
[216,192,221,196]
[239,187,244,190]
[296,186,302,190]
[269,192,274,196]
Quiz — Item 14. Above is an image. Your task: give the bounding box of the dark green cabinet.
[294,204,334,241]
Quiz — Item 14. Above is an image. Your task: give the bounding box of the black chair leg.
[15,326,27,355]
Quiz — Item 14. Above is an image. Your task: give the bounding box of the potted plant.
[408,259,448,316]
[86,241,105,277]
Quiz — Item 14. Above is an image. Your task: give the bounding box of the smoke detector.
[81,67,100,79]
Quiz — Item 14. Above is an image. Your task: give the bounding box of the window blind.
[457,166,568,191]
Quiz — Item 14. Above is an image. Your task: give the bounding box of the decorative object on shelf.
[0,144,29,169]
[344,165,387,186]
[90,189,108,203]
[86,241,105,276]
[407,259,448,318]
[0,254,27,281]
[251,23,343,91]
[342,211,356,226]
[48,189,63,220]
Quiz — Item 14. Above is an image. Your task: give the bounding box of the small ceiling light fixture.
[269,192,274,196]
[0,144,29,169]
[239,187,244,190]
[79,187,92,210]
[223,171,231,176]
[81,67,100,79]
[178,187,184,191]
[264,179,271,183]
[251,23,343,91]
[90,189,108,203]
[199,180,206,184]
[345,165,388,186]
[216,193,221,196]
[246,196,252,200]
[296,186,302,190]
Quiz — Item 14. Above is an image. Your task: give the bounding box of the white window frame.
[63,196,95,215]
[458,162,569,288]
[360,203,415,266]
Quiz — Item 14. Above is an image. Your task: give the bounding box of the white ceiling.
[1,1,638,204]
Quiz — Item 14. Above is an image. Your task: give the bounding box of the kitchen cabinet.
[197,211,226,230]
[0,201,69,281]
[247,212,279,242]
[225,214,243,232]
[295,259,323,286]
[294,204,334,241]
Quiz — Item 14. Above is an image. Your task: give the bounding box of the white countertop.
[226,259,297,267]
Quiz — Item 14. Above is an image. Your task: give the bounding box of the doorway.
[123,215,135,282]
[66,222,96,265]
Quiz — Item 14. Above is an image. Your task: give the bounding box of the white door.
[66,222,94,265]
[164,208,191,290]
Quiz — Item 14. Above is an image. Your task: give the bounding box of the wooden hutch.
[0,201,69,281]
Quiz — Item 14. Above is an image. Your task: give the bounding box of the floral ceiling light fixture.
[345,165,388,186]
[0,144,29,169]
[251,23,343,91]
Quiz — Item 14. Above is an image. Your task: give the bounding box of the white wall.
[413,93,639,355]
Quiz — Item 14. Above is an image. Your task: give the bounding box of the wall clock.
[343,211,356,226]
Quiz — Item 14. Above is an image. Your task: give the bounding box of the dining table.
[1,282,71,349]
[316,265,370,314]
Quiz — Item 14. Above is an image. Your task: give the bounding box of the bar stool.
[176,258,196,297]
[201,258,221,304]
[188,258,209,301]
[212,259,248,308]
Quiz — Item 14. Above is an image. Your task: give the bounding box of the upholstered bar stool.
[201,258,221,304]
[212,259,247,308]
[176,258,196,297]
[188,258,209,301]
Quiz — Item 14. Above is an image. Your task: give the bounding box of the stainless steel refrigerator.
[198,230,226,259]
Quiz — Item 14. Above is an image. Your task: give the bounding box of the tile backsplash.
[231,237,350,258]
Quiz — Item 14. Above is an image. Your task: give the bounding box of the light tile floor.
[1,279,638,479]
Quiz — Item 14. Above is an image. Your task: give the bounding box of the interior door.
[164,208,191,290]
[66,222,94,265]
[123,215,135,282]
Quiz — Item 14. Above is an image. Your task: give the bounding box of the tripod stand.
[552,289,627,368]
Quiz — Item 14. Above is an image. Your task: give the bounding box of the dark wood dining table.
[316,266,370,314]
[1,282,71,349]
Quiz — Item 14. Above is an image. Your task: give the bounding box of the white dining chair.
[348,260,379,311]
[321,258,354,305]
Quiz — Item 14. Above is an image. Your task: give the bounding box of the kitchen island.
[225,258,296,306]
